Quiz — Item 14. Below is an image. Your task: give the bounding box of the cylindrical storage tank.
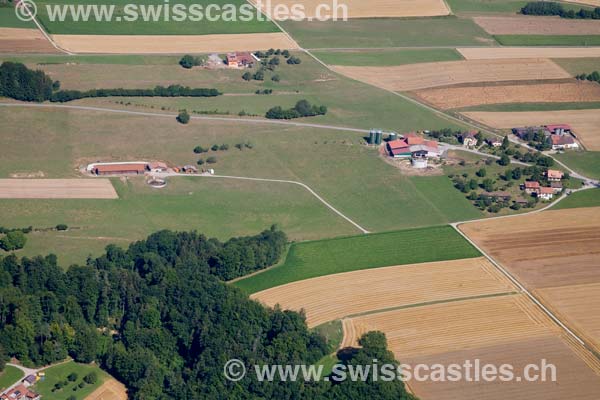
[369,130,376,145]
[375,130,383,145]
[388,132,397,142]
[412,157,428,169]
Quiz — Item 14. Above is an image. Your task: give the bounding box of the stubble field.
[457,47,600,60]
[473,16,600,35]
[0,27,57,53]
[0,179,118,199]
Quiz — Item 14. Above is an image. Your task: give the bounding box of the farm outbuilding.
[94,163,147,175]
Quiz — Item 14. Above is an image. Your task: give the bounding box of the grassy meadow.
[234,226,481,293]
[280,17,497,48]
[0,366,24,391]
[553,188,600,210]
[33,361,108,400]
[495,35,600,46]
[556,151,600,180]
[0,6,35,28]
[553,58,600,75]
[34,0,278,35]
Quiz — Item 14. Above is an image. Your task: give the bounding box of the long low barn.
[0,179,118,199]
[94,163,148,175]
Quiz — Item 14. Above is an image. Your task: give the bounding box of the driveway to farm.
[2,359,72,396]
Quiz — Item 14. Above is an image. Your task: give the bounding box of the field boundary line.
[19,3,74,55]
[160,172,370,234]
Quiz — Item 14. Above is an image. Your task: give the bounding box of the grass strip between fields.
[234,225,482,294]
[494,35,600,46]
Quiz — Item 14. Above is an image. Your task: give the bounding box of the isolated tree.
[476,168,487,178]
[498,154,511,166]
[176,110,190,124]
[242,72,252,81]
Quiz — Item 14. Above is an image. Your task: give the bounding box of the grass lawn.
[311,48,464,66]
[0,366,24,391]
[553,188,600,210]
[553,58,600,75]
[454,102,600,112]
[446,0,528,13]
[233,225,481,293]
[0,6,35,28]
[495,35,600,46]
[33,361,107,400]
[556,151,600,180]
[34,0,278,35]
[280,17,497,49]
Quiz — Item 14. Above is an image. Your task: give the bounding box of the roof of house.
[488,137,502,143]
[550,181,563,188]
[525,181,540,189]
[406,136,425,145]
[462,131,477,139]
[546,169,564,179]
[391,146,412,155]
[539,187,554,195]
[24,375,36,383]
[551,135,575,146]
[95,163,147,173]
[388,139,408,150]
[0,385,39,400]
[148,161,168,169]
[546,124,571,132]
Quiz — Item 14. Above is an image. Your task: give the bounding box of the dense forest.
[0,62,221,103]
[0,227,415,399]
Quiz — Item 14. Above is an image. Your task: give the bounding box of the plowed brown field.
[251,257,515,327]
[474,16,600,35]
[0,28,57,53]
[331,59,570,91]
[462,110,600,150]
[341,295,558,357]
[537,282,600,351]
[51,33,299,54]
[0,179,118,199]
[85,378,127,400]
[250,0,449,18]
[458,47,600,60]
[414,81,600,110]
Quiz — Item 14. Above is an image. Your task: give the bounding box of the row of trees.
[0,62,222,103]
[521,1,600,19]
[0,226,414,399]
[266,100,328,119]
[576,71,600,83]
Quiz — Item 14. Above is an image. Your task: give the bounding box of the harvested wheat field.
[463,110,600,150]
[405,335,600,400]
[537,282,600,351]
[331,59,570,91]
[414,81,600,110]
[0,179,118,199]
[252,257,515,327]
[0,28,57,53]
[458,47,600,60]
[474,16,600,35]
[341,295,558,357]
[460,208,600,289]
[567,0,600,6]
[250,0,449,18]
[85,377,127,400]
[51,33,299,54]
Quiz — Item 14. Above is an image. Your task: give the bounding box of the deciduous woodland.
[0,227,415,399]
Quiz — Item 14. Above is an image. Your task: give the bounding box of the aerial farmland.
[0,0,599,399]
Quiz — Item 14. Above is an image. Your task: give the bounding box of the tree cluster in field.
[0,230,27,251]
[194,143,230,154]
[512,127,553,151]
[266,99,327,119]
[52,371,97,395]
[178,54,203,69]
[0,226,415,400]
[0,62,222,103]
[576,71,600,83]
[242,49,300,82]
[521,1,600,18]
[176,110,190,124]
[256,89,273,95]
[427,128,484,146]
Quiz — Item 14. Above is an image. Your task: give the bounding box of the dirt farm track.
[251,257,515,327]
[51,33,299,54]
[414,81,600,110]
[462,110,600,151]
[331,59,570,92]
[0,179,118,199]
[251,0,449,18]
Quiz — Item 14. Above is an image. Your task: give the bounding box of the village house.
[387,135,440,159]
[181,165,198,174]
[538,187,554,201]
[523,181,541,195]
[226,52,259,68]
[0,385,40,400]
[550,181,563,193]
[546,169,564,181]
[550,134,579,150]
[148,161,168,173]
[461,131,478,148]
[487,137,502,147]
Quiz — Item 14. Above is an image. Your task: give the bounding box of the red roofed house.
[1,385,40,400]
[387,136,440,159]
[545,124,572,135]
[550,134,578,150]
[546,169,564,181]
[226,52,258,68]
[94,163,147,175]
[538,187,554,201]
[523,181,541,195]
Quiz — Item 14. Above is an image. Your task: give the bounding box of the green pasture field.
[280,17,497,49]
[553,57,600,75]
[234,225,481,293]
[556,151,600,180]
[446,0,593,14]
[33,361,107,400]
[0,366,24,391]
[454,102,600,112]
[554,188,600,210]
[495,35,600,46]
[0,177,357,266]
[0,6,35,28]
[311,48,464,66]
[0,51,469,131]
[34,0,278,34]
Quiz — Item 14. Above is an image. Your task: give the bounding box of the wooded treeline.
[0,227,415,399]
